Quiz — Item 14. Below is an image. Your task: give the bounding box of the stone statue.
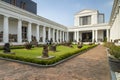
[3,43,11,53]
[77,42,83,48]
[42,45,49,57]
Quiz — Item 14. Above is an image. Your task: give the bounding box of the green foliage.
[0,45,25,50]
[0,44,96,65]
[105,42,120,59]
[104,42,114,48]
[109,45,120,59]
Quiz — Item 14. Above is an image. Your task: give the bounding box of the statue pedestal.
[37,56,55,60]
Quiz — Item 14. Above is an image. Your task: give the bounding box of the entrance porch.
[69,29,108,43]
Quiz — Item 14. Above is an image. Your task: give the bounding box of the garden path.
[0,45,111,80]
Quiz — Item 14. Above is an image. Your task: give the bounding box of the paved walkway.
[0,45,111,80]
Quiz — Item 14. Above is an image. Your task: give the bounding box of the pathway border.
[106,48,118,80]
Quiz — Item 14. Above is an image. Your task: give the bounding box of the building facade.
[109,0,120,42]
[0,0,68,45]
[1,0,37,14]
[68,10,110,43]
[0,0,119,45]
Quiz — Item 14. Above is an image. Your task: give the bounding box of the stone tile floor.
[0,45,111,80]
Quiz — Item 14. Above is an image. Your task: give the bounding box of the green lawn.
[12,45,79,58]
[0,44,96,65]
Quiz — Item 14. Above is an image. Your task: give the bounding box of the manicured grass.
[11,45,78,58]
[0,44,96,65]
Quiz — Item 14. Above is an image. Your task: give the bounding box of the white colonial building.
[0,0,120,45]
[109,0,120,42]
[68,9,110,43]
[0,0,68,45]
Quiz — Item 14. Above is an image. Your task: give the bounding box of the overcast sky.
[33,0,113,26]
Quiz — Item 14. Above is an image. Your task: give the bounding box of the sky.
[33,0,113,26]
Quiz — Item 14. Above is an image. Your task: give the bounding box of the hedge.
[0,44,97,65]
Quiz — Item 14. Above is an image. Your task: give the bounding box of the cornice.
[75,9,98,15]
[68,23,109,29]
[109,0,119,26]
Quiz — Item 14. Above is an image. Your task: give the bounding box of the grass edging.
[0,45,97,67]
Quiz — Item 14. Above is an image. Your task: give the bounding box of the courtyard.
[0,45,111,80]
[0,44,96,65]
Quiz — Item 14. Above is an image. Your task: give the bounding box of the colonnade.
[73,29,110,42]
[1,15,69,44]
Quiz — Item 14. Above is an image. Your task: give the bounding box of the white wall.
[9,19,17,34]
[91,13,98,24]
[74,16,79,26]
[98,14,104,24]
[110,11,120,42]
[74,10,100,27]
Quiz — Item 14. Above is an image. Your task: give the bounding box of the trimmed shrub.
[49,44,56,51]
[104,42,114,48]
[109,45,120,59]
[24,42,32,50]
[77,42,83,48]
[105,42,120,59]
[0,45,25,50]
[0,44,97,65]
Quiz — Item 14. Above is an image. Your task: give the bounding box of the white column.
[60,31,62,42]
[92,30,95,43]
[3,16,9,43]
[56,29,58,42]
[95,30,98,42]
[74,31,77,41]
[27,22,32,42]
[48,27,51,41]
[36,25,40,42]
[107,29,109,42]
[43,26,46,43]
[52,28,55,42]
[79,32,82,42]
[17,19,22,43]
[77,31,79,42]
[63,31,64,42]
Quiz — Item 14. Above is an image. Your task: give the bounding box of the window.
[10,0,16,5]
[20,2,26,9]
[79,16,91,25]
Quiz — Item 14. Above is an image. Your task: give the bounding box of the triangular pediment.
[76,9,98,15]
